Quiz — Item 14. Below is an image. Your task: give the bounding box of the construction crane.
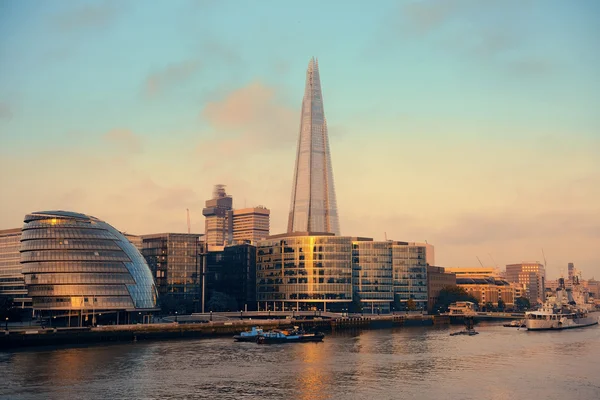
[476,256,484,268]
[541,248,547,268]
[186,209,191,234]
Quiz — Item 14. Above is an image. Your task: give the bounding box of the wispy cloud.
[103,129,143,153]
[54,1,121,32]
[0,102,12,120]
[199,81,297,153]
[143,60,202,98]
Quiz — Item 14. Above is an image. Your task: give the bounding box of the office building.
[141,233,204,313]
[0,228,31,309]
[205,243,257,312]
[287,58,340,235]
[232,207,270,243]
[256,233,352,311]
[426,266,456,313]
[505,262,546,305]
[20,211,158,324]
[202,184,233,247]
[352,240,394,314]
[392,242,429,311]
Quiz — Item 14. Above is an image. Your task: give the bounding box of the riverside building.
[19,211,158,325]
[0,228,31,309]
[256,233,433,313]
[141,233,204,314]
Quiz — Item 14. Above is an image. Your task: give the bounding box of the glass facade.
[141,233,203,313]
[205,244,257,311]
[0,228,31,308]
[393,243,428,310]
[256,234,352,310]
[20,211,158,312]
[352,241,394,313]
[287,58,340,235]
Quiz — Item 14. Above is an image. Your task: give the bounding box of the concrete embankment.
[0,314,447,350]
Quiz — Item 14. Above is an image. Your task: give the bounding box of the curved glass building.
[20,211,158,321]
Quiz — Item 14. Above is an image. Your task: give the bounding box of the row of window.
[25,273,135,285]
[28,285,131,296]
[21,240,122,252]
[21,250,131,263]
[21,262,130,274]
[22,228,118,240]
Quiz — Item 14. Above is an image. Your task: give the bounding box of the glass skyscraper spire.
[287,58,340,235]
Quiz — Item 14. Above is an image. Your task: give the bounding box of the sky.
[0,0,599,279]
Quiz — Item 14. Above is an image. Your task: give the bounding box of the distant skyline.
[1,0,599,278]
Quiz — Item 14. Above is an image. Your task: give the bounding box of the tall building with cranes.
[202,185,233,247]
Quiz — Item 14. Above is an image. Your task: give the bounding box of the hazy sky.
[1,0,599,279]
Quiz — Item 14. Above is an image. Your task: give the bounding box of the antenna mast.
[187,209,191,234]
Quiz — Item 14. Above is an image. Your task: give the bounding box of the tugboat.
[526,278,599,331]
[256,327,325,344]
[503,319,526,328]
[450,316,479,336]
[233,326,264,342]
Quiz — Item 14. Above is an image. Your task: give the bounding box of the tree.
[484,302,495,312]
[497,298,505,311]
[406,298,417,311]
[515,297,530,311]
[207,292,238,312]
[349,293,363,313]
[432,286,479,314]
[0,295,20,322]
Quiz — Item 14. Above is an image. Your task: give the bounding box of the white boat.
[526,277,599,331]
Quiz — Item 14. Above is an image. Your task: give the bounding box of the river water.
[1,321,599,400]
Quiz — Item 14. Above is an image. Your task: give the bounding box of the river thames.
[1,321,599,400]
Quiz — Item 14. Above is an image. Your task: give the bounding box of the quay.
[1,313,441,350]
[0,311,523,349]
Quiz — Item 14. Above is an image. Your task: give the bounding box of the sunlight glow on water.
[1,322,599,400]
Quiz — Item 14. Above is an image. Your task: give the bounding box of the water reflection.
[1,323,599,400]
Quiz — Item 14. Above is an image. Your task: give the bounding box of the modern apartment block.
[505,262,546,305]
[0,228,31,309]
[232,207,270,243]
[202,185,233,247]
[141,233,204,313]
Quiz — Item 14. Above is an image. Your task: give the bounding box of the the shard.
[287,58,340,235]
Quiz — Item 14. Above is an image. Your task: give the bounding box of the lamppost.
[175,311,178,323]
[5,317,8,330]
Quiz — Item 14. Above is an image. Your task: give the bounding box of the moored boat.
[526,278,599,331]
[233,326,264,342]
[256,327,325,344]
